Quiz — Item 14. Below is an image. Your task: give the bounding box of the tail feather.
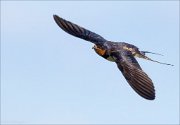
[141,51,163,56]
[137,51,174,66]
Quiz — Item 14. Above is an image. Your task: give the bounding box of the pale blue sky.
[1,1,179,124]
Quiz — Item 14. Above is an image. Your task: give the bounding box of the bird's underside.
[53,15,164,100]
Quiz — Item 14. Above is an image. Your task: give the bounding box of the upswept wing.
[112,51,155,100]
[53,15,107,45]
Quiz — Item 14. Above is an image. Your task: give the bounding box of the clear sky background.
[1,1,179,124]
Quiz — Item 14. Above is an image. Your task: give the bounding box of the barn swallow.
[53,15,173,100]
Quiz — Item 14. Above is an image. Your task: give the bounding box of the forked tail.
[137,51,174,66]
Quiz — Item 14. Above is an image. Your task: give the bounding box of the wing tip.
[137,85,156,100]
[144,94,155,100]
[53,14,61,25]
[53,14,63,24]
[53,14,58,21]
[53,14,59,19]
[134,87,155,100]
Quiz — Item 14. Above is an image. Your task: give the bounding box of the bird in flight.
[53,15,173,100]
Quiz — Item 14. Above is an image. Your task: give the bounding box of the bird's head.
[92,45,106,56]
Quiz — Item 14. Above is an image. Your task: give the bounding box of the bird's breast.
[105,55,115,62]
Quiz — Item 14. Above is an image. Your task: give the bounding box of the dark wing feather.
[53,15,107,45]
[112,51,155,100]
[113,50,142,70]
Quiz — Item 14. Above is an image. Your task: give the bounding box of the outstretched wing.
[53,15,108,45]
[111,51,155,100]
